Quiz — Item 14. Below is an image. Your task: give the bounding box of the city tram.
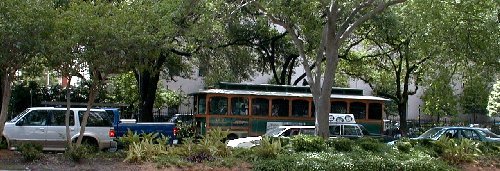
[190,82,390,139]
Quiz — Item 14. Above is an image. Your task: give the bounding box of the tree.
[487,80,500,117]
[340,8,431,133]
[110,0,200,122]
[53,1,131,147]
[0,0,56,138]
[220,13,299,85]
[460,73,491,123]
[234,0,405,138]
[421,69,458,122]
[341,0,498,133]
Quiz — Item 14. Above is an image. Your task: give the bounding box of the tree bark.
[75,75,99,147]
[64,76,72,149]
[0,72,13,138]
[136,70,160,122]
[398,101,408,135]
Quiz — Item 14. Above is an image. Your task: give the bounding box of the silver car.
[2,107,117,151]
[414,126,500,142]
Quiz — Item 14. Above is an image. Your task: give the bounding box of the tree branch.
[338,0,406,43]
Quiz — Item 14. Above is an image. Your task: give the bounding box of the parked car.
[104,108,179,144]
[227,125,315,148]
[2,107,117,151]
[329,123,391,142]
[388,126,500,145]
[227,123,388,148]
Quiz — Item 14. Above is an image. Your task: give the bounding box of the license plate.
[173,140,178,144]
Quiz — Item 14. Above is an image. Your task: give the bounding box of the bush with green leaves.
[395,138,413,153]
[252,150,455,171]
[327,138,354,152]
[155,128,230,167]
[175,122,196,139]
[124,137,168,163]
[290,134,326,152]
[478,142,500,155]
[434,138,481,164]
[117,129,141,150]
[65,145,93,162]
[0,138,7,149]
[17,143,43,162]
[253,136,282,159]
[123,132,170,163]
[356,137,387,153]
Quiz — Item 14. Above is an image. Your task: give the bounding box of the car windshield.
[418,128,442,139]
[477,129,500,138]
[264,127,286,137]
[9,109,30,122]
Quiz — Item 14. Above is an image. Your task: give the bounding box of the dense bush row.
[116,131,500,170]
[9,131,498,170]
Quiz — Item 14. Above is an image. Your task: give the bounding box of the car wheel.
[73,137,98,152]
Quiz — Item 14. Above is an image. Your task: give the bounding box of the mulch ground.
[0,149,250,171]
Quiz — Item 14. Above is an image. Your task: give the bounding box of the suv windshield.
[264,127,286,137]
[418,128,442,139]
[477,129,500,138]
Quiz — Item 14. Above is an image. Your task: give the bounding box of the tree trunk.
[136,70,160,122]
[315,92,331,138]
[75,78,99,147]
[398,102,408,136]
[0,72,12,138]
[64,76,72,149]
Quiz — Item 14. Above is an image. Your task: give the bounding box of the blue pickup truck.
[104,108,178,144]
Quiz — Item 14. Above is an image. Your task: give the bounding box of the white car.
[2,107,117,151]
[227,126,315,148]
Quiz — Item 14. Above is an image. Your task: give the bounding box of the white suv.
[227,125,315,148]
[2,107,117,151]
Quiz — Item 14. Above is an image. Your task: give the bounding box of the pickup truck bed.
[105,108,178,144]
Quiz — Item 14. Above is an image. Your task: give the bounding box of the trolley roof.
[191,89,390,101]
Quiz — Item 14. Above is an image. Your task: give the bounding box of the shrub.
[396,141,412,153]
[17,143,43,162]
[253,136,282,158]
[186,151,215,163]
[356,138,387,153]
[124,137,168,163]
[434,138,481,164]
[252,150,456,171]
[159,128,231,166]
[118,129,140,150]
[290,135,326,152]
[327,138,354,152]
[478,142,500,155]
[155,155,192,168]
[65,145,93,162]
[0,138,7,149]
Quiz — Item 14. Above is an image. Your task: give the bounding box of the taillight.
[109,129,116,138]
[173,127,179,136]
